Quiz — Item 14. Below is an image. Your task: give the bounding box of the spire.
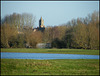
[41,16,42,20]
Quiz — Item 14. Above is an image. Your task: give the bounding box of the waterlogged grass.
[1,48,99,55]
[1,59,99,75]
[1,49,99,75]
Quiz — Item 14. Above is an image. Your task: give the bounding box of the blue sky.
[1,1,99,27]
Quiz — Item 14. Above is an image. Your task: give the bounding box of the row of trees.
[42,11,99,50]
[1,13,35,48]
[1,11,99,50]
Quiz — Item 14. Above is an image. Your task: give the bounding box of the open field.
[1,48,99,75]
[1,59,99,75]
[1,48,99,55]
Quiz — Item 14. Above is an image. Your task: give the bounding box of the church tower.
[39,16,45,28]
[33,16,45,32]
[38,17,45,32]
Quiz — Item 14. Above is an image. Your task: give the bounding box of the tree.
[1,13,36,48]
[72,23,88,49]
[51,38,66,48]
[29,31,42,48]
[2,13,35,27]
[64,26,73,48]
[86,11,99,49]
[1,23,18,48]
[21,13,35,27]
[72,11,99,49]
[87,22,99,50]
[42,26,54,43]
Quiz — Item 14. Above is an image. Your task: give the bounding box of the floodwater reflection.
[1,52,99,60]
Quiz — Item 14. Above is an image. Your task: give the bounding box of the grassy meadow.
[1,48,99,75]
[1,48,99,55]
[1,59,99,75]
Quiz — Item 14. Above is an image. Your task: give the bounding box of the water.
[1,52,99,60]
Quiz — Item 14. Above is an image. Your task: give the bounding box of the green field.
[1,48,99,55]
[1,48,99,75]
[1,59,99,75]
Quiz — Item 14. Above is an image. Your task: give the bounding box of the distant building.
[39,17,45,28]
[33,16,45,32]
[36,43,51,48]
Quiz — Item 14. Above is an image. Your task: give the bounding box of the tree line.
[1,11,99,50]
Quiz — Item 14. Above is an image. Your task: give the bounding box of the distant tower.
[33,16,45,32]
[39,16,45,28]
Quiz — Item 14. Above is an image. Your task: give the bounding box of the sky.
[1,1,99,27]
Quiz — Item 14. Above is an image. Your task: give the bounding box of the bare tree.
[1,23,18,48]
